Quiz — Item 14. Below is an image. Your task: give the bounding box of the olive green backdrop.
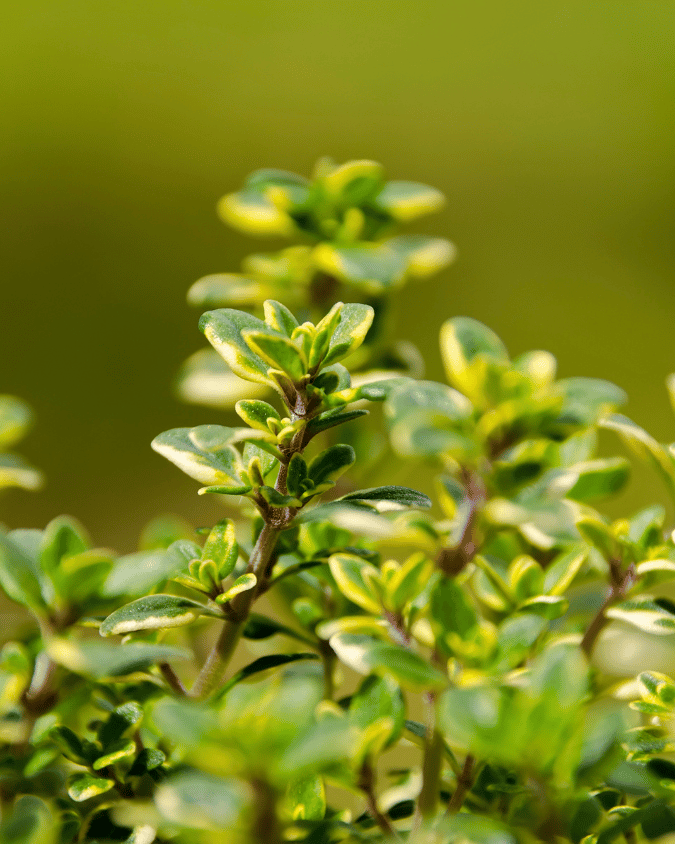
[2,1,674,549]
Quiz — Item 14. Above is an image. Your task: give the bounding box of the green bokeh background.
[3,1,675,549]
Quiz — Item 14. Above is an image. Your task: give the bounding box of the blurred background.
[2,1,674,550]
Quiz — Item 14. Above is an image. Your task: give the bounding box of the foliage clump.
[4,160,675,843]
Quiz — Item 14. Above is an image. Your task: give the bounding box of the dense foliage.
[4,159,675,844]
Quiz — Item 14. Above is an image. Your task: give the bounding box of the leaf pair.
[151,424,275,494]
[199,300,374,395]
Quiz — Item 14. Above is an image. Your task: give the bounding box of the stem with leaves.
[189,516,283,699]
[188,375,326,698]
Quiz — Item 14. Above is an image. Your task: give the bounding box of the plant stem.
[580,557,634,657]
[189,522,281,699]
[251,779,283,844]
[446,753,475,815]
[319,640,335,700]
[159,662,186,695]
[417,693,443,819]
[358,762,401,841]
[437,468,484,577]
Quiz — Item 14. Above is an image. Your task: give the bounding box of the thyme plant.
[4,160,675,844]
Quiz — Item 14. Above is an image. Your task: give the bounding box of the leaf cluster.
[6,160,675,844]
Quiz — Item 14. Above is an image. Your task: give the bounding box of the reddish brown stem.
[446,753,475,815]
[580,558,635,657]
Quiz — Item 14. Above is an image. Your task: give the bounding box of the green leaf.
[307,444,355,486]
[100,594,220,636]
[285,775,326,821]
[601,413,675,499]
[543,550,587,596]
[336,485,432,511]
[259,486,302,507]
[199,309,279,386]
[218,653,320,696]
[199,484,253,496]
[156,769,247,829]
[473,555,514,609]
[517,594,568,619]
[187,273,274,308]
[329,554,381,614]
[606,597,675,635]
[98,701,144,747]
[39,515,89,577]
[0,395,33,449]
[349,674,405,746]
[243,613,314,645]
[314,243,406,294]
[431,577,478,638]
[557,377,627,427]
[277,717,356,779]
[47,638,190,679]
[322,303,375,366]
[49,725,89,764]
[235,399,282,432]
[374,180,445,221]
[102,545,193,598]
[92,739,136,770]
[128,747,166,777]
[243,330,307,381]
[245,168,311,209]
[329,633,447,691]
[124,826,159,844]
[387,553,435,613]
[151,426,243,487]
[243,437,282,470]
[217,188,296,236]
[306,408,368,437]
[566,458,631,502]
[0,452,43,491]
[286,453,309,497]
[216,573,257,604]
[436,814,516,844]
[493,613,547,671]
[596,800,665,844]
[629,505,666,548]
[509,555,544,601]
[202,519,239,579]
[576,515,616,559]
[67,773,115,802]
[440,316,509,395]
[312,363,351,395]
[0,796,55,844]
[263,299,300,336]
[636,559,675,576]
[139,514,194,550]
[0,531,47,611]
[386,379,473,457]
[386,233,456,277]
[322,158,384,200]
[176,348,269,410]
